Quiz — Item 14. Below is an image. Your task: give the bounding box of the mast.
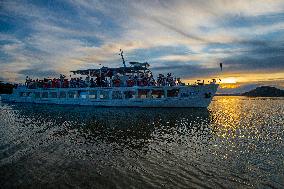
[119,49,126,68]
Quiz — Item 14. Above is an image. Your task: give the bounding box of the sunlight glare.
[221,77,237,84]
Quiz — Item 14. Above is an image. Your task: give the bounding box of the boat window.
[99,91,109,99]
[42,92,48,98]
[34,92,41,99]
[20,92,27,97]
[180,93,189,97]
[167,89,179,97]
[59,91,66,98]
[112,91,123,99]
[50,92,57,98]
[124,91,135,99]
[138,89,150,99]
[79,91,88,99]
[20,92,32,97]
[181,91,197,97]
[151,90,164,98]
[68,91,77,98]
[89,91,97,99]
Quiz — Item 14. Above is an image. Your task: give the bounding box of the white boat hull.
[1,84,218,108]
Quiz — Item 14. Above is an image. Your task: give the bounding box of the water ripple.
[0,97,284,188]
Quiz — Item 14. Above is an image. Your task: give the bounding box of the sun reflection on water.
[209,97,244,139]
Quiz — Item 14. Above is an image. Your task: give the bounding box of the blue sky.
[0,0,284,92]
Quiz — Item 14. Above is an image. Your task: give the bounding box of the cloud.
[221,40,284,72]
[0,0,283,87]
[18,68,61,78]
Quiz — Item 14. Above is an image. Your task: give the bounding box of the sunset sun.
[220,77,239,89]
[221,77,237,84]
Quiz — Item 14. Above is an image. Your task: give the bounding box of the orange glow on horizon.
[221,77,237,84]
[183,71,284,88]
[219,77,239,88]
[219,83,240,89]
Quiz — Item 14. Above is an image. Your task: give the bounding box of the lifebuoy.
[127,80,134,87]
[113,79,120,87]
[138,80,143,86]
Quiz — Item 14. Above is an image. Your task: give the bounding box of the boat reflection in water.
[1,102,215,188]
[5,103,212,150]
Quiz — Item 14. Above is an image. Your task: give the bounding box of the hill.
[242,86,284,97]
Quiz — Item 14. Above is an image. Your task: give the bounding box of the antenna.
[119,49,126,68]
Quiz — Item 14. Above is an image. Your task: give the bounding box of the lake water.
[0,96,284,188]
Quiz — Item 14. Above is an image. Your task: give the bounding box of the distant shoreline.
[216,95,284,97]
[217,86,284,97]
[215,94,241,96]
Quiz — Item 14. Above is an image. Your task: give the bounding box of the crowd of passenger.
[25,72,184,89]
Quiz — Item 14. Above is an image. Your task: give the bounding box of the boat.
[1,50,219,107]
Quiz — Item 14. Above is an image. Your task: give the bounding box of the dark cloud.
[222,40,284,72]
[220,13,284,28]
[18,68,61,78]
[152,63,218,78]
[150,38,284,79]
[151,17,210,43]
